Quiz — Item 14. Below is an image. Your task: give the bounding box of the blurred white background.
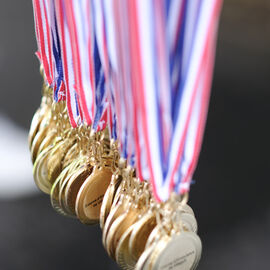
[0,115,37,198]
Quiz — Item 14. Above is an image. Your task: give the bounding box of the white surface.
[0,115,38,198]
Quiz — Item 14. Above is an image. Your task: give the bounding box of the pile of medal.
[28,0,224,267]
[29,79,202,270]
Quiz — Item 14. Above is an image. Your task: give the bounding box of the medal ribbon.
[33,0,66,102]
[55,0,80,127]
[111,0,223,201]
[166,0,223,197]
[32,0,54,86]
[59,0,108,130]
[92,1,112,133]
[113,0,136,165]
[46,0,66,102]
[93,0,117,139]
[95,0,133,164]
[63,0,95,126]
[37,0,222,202]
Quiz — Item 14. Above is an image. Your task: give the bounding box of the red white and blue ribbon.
[33,0,223,202]
[46,0,66,102]
[62,0,95,126]
[102,0,223,201]
[32,0,66,101]
[55,0,80,127]
[166,0,222,198]
[175,29,216,194]
[33,0,54,86]
[94,0,136,165]
[128,0,171,200]
[63,0,108,130]
[93,0,117,139]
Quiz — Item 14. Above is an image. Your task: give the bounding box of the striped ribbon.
[94,0,136,164]
[55,0,80,127]
[54,0,108,129]
[46,0,66,102]
[33,0,54,86]
[100,0,222,201]
[32,0,65,101]
[165,0,222,198]
[33,0,222,201]
[63,0,95,126]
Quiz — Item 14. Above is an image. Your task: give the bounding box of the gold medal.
[110,178,126,209]
[145,223,164,251]
[75,166,112,225]
[102,196,128,247]
[106,207,140,260]
[36,129,57,158]
[28,107,42,149]
[33,144,55,194]
[28,100,50,149]
[128,211,156,261]
[58,159,83,216]
[105,213,128,258]
[50,163,75,217]
[180,204,195,216]
[149,232,202,270]
[102,174,132,246]
[30,112,52,163]
[115,223,137,270]
[62,142,78,168]
[100,174,122,229]
[64,165,92,215]
[46,138,75,187]
[134,243,156,270]
[181,213,198,233]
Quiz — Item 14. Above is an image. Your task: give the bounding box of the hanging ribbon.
[32,0,54,86]
[166,0,223,198]
[45,0,222,202]
[63,0,95,126]
[56,0,108,130]
[33,0,67,102]
[46,1,66,102]
[100,0,222,201]
[95,0,134,163]
[55,0,81,127]
[176,6,218,194]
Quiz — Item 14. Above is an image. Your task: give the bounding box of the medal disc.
[181,213,198,233]
[100,174,122,229]
[62,142,78,168]
[36,129,57,158]
[75,166,112,225]
[145,225,162,250]
[110,179,126,209]
[102,198,129,247]
[28,105,49,149]
[134,243,156,270]
[58,161,83,216]
[106,208,139,260]
[180,204,195,216]
[129,212,157,260]
[50,164,74,217]
[47,138,74,187]
[115,223,137,269]
[28,107,42,149]
[149,232,202,270]
[106,213,127,258]
[33,144,54,194]
[64,166,92,215]
[30,120,50,163]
